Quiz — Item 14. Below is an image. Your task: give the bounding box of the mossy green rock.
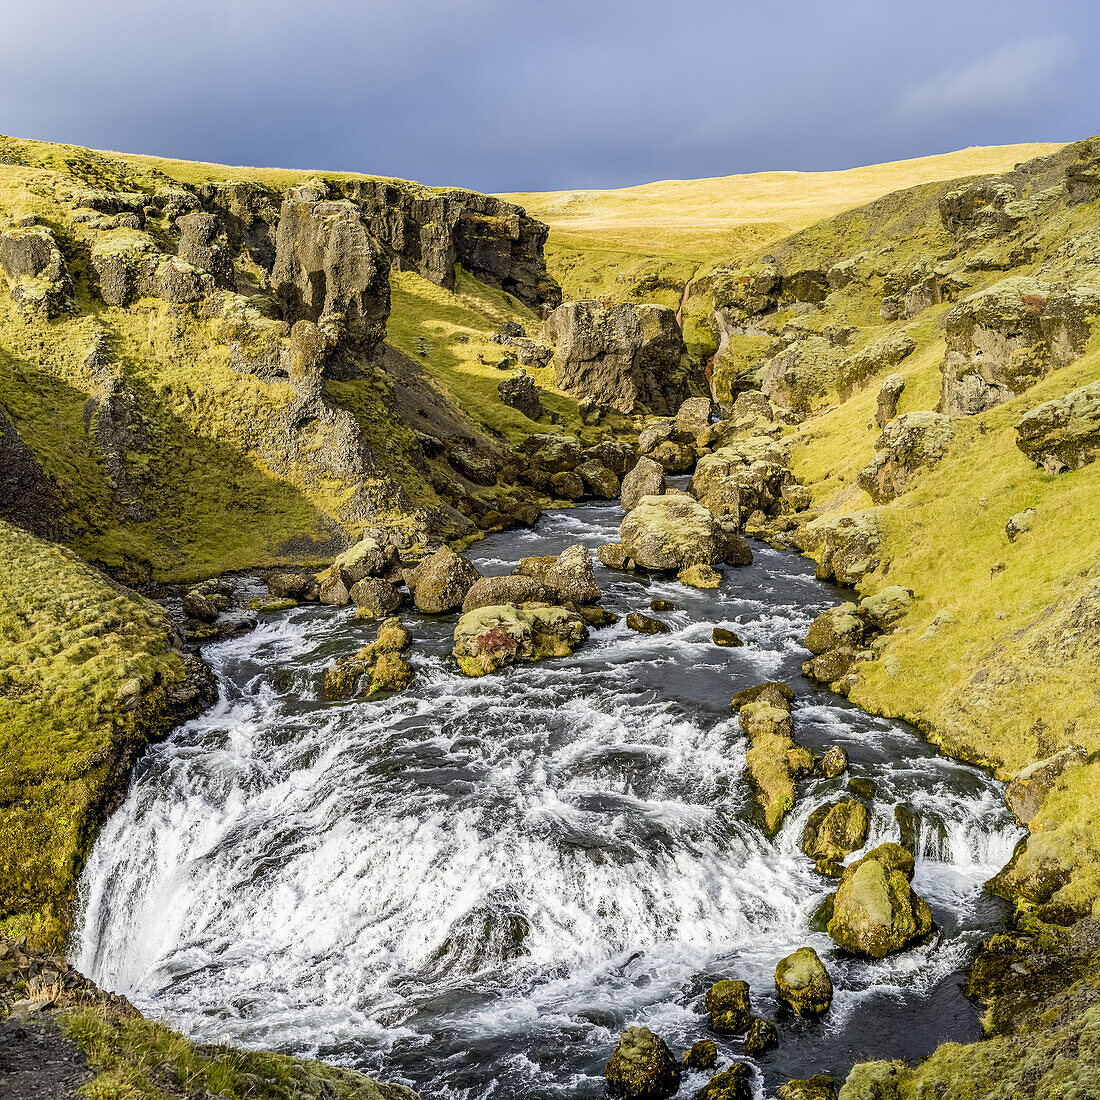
[827,843,933,958]
[704,978,752,1034]
[682,1039,717,1069]
[744,1015,779,1056]
[695,1062,753,1100]
[620,495,730,571]
[627,611,670,634]
[408,546,482,614]
[452,603,588,676]
[802,799,870,862]
[605,1025,681,1100]
[774,946,833,1017]
[1016,380,1100,473]
[713,627,743,647]
[779,1074,838,1100]
[805,603,863,655]
[678,563,721,589]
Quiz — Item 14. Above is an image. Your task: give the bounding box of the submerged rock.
[713,627,743,647]
[605,1025,681,1100]
[678,564,721,589]
[827,843,933,957]
[695,1063,753,1100]
[774,947,833,1017]
[452,603,588,676]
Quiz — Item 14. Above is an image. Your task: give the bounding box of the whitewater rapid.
[73,501,1020,1098]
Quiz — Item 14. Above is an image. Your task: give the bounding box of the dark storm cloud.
[1,0,1096,191]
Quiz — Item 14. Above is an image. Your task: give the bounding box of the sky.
[1,0,1096,193]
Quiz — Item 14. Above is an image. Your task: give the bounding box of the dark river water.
[74,499,1018,1098]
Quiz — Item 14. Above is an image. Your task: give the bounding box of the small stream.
[73,499,1019,1098]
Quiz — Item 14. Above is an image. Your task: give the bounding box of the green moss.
[0,521,185,946]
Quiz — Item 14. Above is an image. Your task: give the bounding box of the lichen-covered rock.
[738,685,816,834]
[452,603,588,676]
[819,745,849,779]
[350,577,402,619]
[89,231,162,306]
[761,334,846,419]
[543,300,686,415]
[408,546,482,613]
[266,571,319,600]
[518,432,583,475]
[713,262,780,317]
[683,1039,718,1070]
[802,799,871,862]
[705,979,752,1034]
[626,611,670,634]
[176,211,234,287]
[939,278,1100,415]
[744,1016,779,1056]
[597,542,635,571]
[805,603,864,655]
[513,544,601,606]
[690,438,793,525]
[621,456,667,512]
[0,225,73,317]
[827,843,933,958]
[272,196,391,358]
[1005,745,1088,826]
[876,374,905,428]
[605,1026,681,1100]
[1005,508,1035,542]
[498,371,544,420]
[775,947,833,1017]
[858,585,913,629]
[675,396,713,440]
[797,511,881,587]
[695,1063,754,1100]
[648,440,696,473]
[324,616,413,699]
[462,574,548,613]
[678,564,721,589]
[1015,381,1100,473]
[620,496,730,571]
[576,458,620,499]
[857,412,953,503]
[838,332,915,400]
[638,417,676,456]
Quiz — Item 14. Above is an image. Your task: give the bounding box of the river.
[73,498,1020,1098]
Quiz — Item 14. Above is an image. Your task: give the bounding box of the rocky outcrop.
[497,371,543,420]
[826,843,933,958]
[605,1026,680,1100]
[857,412,953,503]
[689,436,794,527]
[90,231,212,307]
[175,211,234,287]
[0,410,64,541]
[795,511,882,587]
[939,278,1100,416]
[542,300,685,415]
[838,331,915,400]
[875,373,905,427]
[1015,381,1100,473]
[774,947,833,1017]
[316,535,402,606]
[619,496,735,571]
[761,333,846,419]
[0,224,73,316]
[1005,746,1088,826]
[736,682,815,835]
[271,196,391,363]
[452,603,588,676]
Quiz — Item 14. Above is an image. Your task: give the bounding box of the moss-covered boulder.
[350,577,402,620]
[407,546,482,614]
[838,331,915,401]
[857,412,954,504]
[713,627,743,647]
[805,603,864,654]
[779,1074,838,1100]
[695,1063,754,1100]
[462,574,548,613]
[621,455,667,512]
[682,1039,718,1070]
[827,843,933,958]
[802,799,870,862]
[513,543,601,606]
[1005,745,1088,826]
[797,511,881,587]
[1015,381,1100,474]
[620,495,731,571]
[577,458,620,499]
[605,1025,681,1100]
[627,611,670,634]
[705,978,752,1034]
[597,542,635,571]
[678,564,721,589]
[819,745,849,779]
[452,602,588,676]
[0,225,73,317]
[774,947,833,1017]
[323,617,413,699]
[744,1016,779,1056]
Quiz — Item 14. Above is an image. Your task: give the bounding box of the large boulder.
[705,979,752,1034]
[802,799,871,863]
[452,603,588,676]
[407,546,482,613]
[497,371,544,420]
[939,278,1100,415]
[513,544,601,606]
[619,496,731,571]
[1015,381,1100,473]
[857,412,953,504]
[761,334,846,419]
[774,947,833,1017]
[876,374,905,428]
[620,456,666,512]
[272,196,391,360]
[827,843,933,958]
[576,458,620,499]
[462,574,548,613]
[689,437,793,525]
[0,225,73,316]
[796,511,881,587]
[542,300,686,415]
[605,1026,681,1100]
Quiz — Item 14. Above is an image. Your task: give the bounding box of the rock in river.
[774,946,833,1017]
[452,603,588,676]
[619,495,732,571]
[605,1025,681,1100]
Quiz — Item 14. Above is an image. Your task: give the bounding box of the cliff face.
[0,136,574,582]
